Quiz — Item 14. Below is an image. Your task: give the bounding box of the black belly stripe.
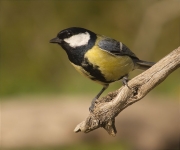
[82,58,110,83]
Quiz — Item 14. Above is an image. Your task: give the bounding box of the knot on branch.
[74,115,99,133]
[74,113,117,136]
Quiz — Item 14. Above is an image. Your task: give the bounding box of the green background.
[1,0,179,98]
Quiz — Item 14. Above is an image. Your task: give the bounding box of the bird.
[50,27,154,112]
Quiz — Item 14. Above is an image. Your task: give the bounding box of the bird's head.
[50,27,96,51]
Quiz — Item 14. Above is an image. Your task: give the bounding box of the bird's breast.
[83,46,135,82]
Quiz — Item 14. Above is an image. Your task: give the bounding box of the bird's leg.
[122,75,131,89]
[89,85,109,112]
[122,75,128,85]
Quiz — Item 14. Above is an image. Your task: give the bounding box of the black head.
[50,27,96,50]
[50,27,97,65]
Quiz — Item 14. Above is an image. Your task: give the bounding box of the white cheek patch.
[64,32,90,48]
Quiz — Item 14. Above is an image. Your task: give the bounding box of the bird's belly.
[84,47,135,82]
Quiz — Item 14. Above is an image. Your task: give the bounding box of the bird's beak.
[49,37,62,44]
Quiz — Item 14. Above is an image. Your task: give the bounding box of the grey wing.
[98,36,139,59]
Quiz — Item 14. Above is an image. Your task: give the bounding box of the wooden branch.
[74,46,180,136]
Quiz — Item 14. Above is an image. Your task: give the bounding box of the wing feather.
[98,35,139,60]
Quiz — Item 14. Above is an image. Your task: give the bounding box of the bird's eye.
[67,32,72,36]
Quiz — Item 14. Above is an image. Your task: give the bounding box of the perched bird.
[50,27,154,111]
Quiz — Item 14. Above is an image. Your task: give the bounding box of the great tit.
[50,27,154,111]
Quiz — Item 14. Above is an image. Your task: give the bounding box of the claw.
[122,75,131,89]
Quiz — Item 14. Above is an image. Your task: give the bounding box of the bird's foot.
[122,75,131,89]
[89,105,94,113]
[88,85,109,112]
[89,98,97,113]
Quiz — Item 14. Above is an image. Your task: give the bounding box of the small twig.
[74,47,180,136]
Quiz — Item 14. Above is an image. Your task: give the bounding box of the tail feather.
[134,59,155,70]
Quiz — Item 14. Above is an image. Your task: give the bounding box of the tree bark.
[74,46,180,136]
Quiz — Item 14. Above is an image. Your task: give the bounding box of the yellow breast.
[84,46,134,82]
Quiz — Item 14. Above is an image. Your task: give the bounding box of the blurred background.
[0,0,180,150]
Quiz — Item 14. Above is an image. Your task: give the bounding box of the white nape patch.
[120,42,123,50]
[64,32,90,48]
